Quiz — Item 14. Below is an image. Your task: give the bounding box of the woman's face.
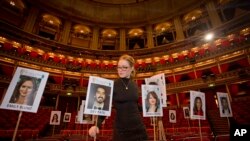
[117,59,133,78]
[196,98,202,109]
[19,80,33,97]
[149,94,157,106]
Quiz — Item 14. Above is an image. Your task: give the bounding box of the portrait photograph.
[0,67,49,113]
[63,113,71,122]
[217,92,233,117]
[84,76,114,116]
[79,100,94,124]
[169,110,176,123]
[50,111,61,125]
[190,90,206,120]
[183,107,190,119]
[75,115,80,124]
[141,84,163,117]
[145,73,167,107]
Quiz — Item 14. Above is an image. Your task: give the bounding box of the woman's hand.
[89,126,99,137]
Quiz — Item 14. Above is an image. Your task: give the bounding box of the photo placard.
[84,76,114,116]
[0,67,49,113]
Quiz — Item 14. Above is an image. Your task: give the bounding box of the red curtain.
[17,47,26,55]
[100,63,106,69]
[175,75,181,82]
[53,76,63,84]
[199,48,205,56]
[188,51,195,58]
[167,76,174,83]
[210,66,219,74]
[195,70,202,78]
[43,54,49,61]
[30,51,38,58]
[220,63,229,72]
[178,93,186,105]
[178,54,185,61]
[238,58,249,67]
[221,39,230,47]
[53,56,60,63]
[188,72,196,79]
[0,65,14,76]
[168,57,174,63]
[108,63,113,69]
[136,79,144,87]
[168,94,177,106]
[81,78,89,87]
[230,84,239,96]
[141,62,146,68]
[3,42,13,50]
[160,58,166,65]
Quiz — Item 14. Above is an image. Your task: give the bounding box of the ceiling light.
[205,33,214,41]
[49,20,54,24]
[10,1,15,6]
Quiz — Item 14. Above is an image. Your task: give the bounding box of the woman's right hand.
[89,126,99,137]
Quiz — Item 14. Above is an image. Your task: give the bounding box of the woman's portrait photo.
[9,75,40,106]
[142,85,163,117]
[183,107,190,119]
[0,67,49,113]
[193,97,204,116]
[169,110,176,123]
[145,91,161,113]
[217,92,233,117]
[50,111,61,125]
[190,91,206,120]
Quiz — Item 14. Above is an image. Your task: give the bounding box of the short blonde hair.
[119,54,136,78]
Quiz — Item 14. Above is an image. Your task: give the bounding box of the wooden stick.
[52,125,55,136]
[12,111,23,141]
[227,117,230,128]
[198,119,202,141]
[94,116,98,141]
[153,117,156,141]
[86,124,89,141]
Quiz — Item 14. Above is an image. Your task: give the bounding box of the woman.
[9,76,37,106]
[89,54,148,141]
[193,97,204,116]
[146,91,160,113]
[51,113,59,123]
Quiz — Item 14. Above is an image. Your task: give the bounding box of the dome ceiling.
[27,0,207,27]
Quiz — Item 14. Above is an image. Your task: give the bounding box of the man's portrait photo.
[217,92,233,117]
[63,113,71,122]
[87,84,111,111]
[84,76,114,116]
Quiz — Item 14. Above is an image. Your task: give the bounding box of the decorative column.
[23,7,39,33]
[205,1,222,28]
[91,27,100,50]
[146,25,154,48]
[176,93,180,108]
[174,17,185,41]
[193,65,198,79]
[173,70,180,107]
[119,29,126,50]
[60,21,72,44]
[55,94,60,110]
